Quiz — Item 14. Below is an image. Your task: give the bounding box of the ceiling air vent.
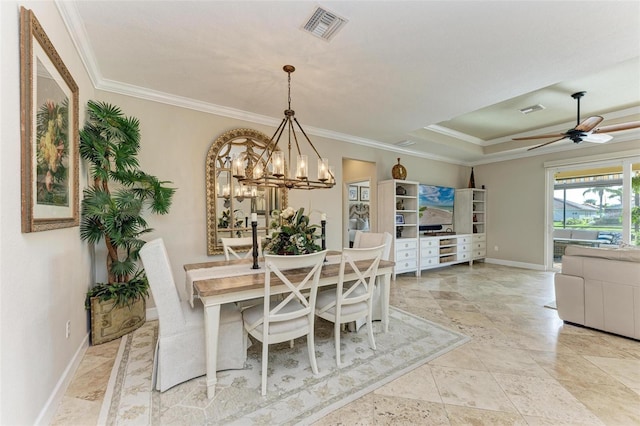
[519,104,545,114]
[302,7,347,41]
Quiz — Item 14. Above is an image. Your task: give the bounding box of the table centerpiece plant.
[264,207,322,255]
[80,100,176,344]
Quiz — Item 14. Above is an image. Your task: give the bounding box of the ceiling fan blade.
[593,121,640,134]
[582,133,613,143]
[574,116,604,132]
[527,136,566,151]
[513,133,566,141]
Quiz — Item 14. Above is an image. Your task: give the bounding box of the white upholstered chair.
[139,238,248,392]
[352,231,392,330]
[221,237,261,260]
[353,231,392,261]
[242,250,327,395]
[315,245,385,367]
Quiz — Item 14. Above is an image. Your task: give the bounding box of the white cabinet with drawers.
[378,179,420,277]
[472,233,486,259]
[454,188,487,262]
[395,238,418,275]
[419,233,479,273]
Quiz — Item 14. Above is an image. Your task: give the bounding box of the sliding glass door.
[546,156,639,270]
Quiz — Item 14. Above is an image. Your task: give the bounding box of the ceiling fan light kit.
[513,91,640,151]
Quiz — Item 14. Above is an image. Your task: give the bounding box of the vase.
[391,158,407,180]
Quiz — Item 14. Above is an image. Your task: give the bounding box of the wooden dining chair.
[221,237,261,260]
[351,231,392,331]
[222,236,265,310]
[315,245,385,367]
[242,250,327,395]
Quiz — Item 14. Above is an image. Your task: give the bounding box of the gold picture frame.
[20,7,79,232]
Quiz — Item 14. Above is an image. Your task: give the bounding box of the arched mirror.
[206,128,288,255]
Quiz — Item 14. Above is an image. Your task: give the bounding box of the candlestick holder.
[321,219,326,251]
[251,220,260,269]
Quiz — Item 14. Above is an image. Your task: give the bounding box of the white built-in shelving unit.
[454,188,487,261]
[377,179,419,277]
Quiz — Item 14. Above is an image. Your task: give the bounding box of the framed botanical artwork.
[348,185,358,201]
[20,7,79,232]
[360,186,370,202]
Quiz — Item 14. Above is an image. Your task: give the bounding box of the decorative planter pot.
[90,296,146,345]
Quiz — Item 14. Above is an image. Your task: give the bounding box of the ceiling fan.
[513,91,640,151]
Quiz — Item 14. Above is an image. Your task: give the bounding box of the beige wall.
[1,1,95,424]
[93,92,469,285]
[476,140,640,267]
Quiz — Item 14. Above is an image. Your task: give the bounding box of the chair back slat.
[316,245,384,316]
[266,258,323,322]
[248,251,327,334]
[221,237,261,260]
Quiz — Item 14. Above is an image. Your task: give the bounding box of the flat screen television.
[418,184,455,231]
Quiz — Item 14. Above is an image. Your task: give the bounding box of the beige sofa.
[554,245,640,340]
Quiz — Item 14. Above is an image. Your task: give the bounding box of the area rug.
[99,307,469,425]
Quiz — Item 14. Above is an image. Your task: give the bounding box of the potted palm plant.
[80,100,175,344]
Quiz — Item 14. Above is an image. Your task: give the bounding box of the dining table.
[183,251,395,399]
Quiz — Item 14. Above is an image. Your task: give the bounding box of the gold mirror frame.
[206,128,288,255]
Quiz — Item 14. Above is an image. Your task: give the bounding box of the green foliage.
[36,99,69,204]
[218,208,245,236]
[80,100,176,308]
[565,217,587,225]
[84,270,149,310]
[632,206,640,226]
[264,207,321,255]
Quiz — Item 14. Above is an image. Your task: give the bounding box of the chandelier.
[231,65,335,190]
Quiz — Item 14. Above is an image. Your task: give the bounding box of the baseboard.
[35,333,90,425]
[146,306,158,321]
[484,257,546,271]
[36,307,157,424]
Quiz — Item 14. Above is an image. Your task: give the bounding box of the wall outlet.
[65,320,70,339]
[494,245,499,252]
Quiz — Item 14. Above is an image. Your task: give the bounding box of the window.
[547,157,640,268]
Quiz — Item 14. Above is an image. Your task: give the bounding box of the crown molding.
[56,1,101,87]
[57,0,636,168]
[424,124,486,145]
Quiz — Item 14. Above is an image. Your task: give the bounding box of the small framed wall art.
[20,7,79,232]
[395,214,405,224]
[359,186,370,202]
[348,185,358,201]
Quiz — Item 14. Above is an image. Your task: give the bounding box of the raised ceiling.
[57,1,640,165]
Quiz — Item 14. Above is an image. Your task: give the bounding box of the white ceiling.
[57,1,640,165]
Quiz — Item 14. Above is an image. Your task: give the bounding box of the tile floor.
[52,262,640,425]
